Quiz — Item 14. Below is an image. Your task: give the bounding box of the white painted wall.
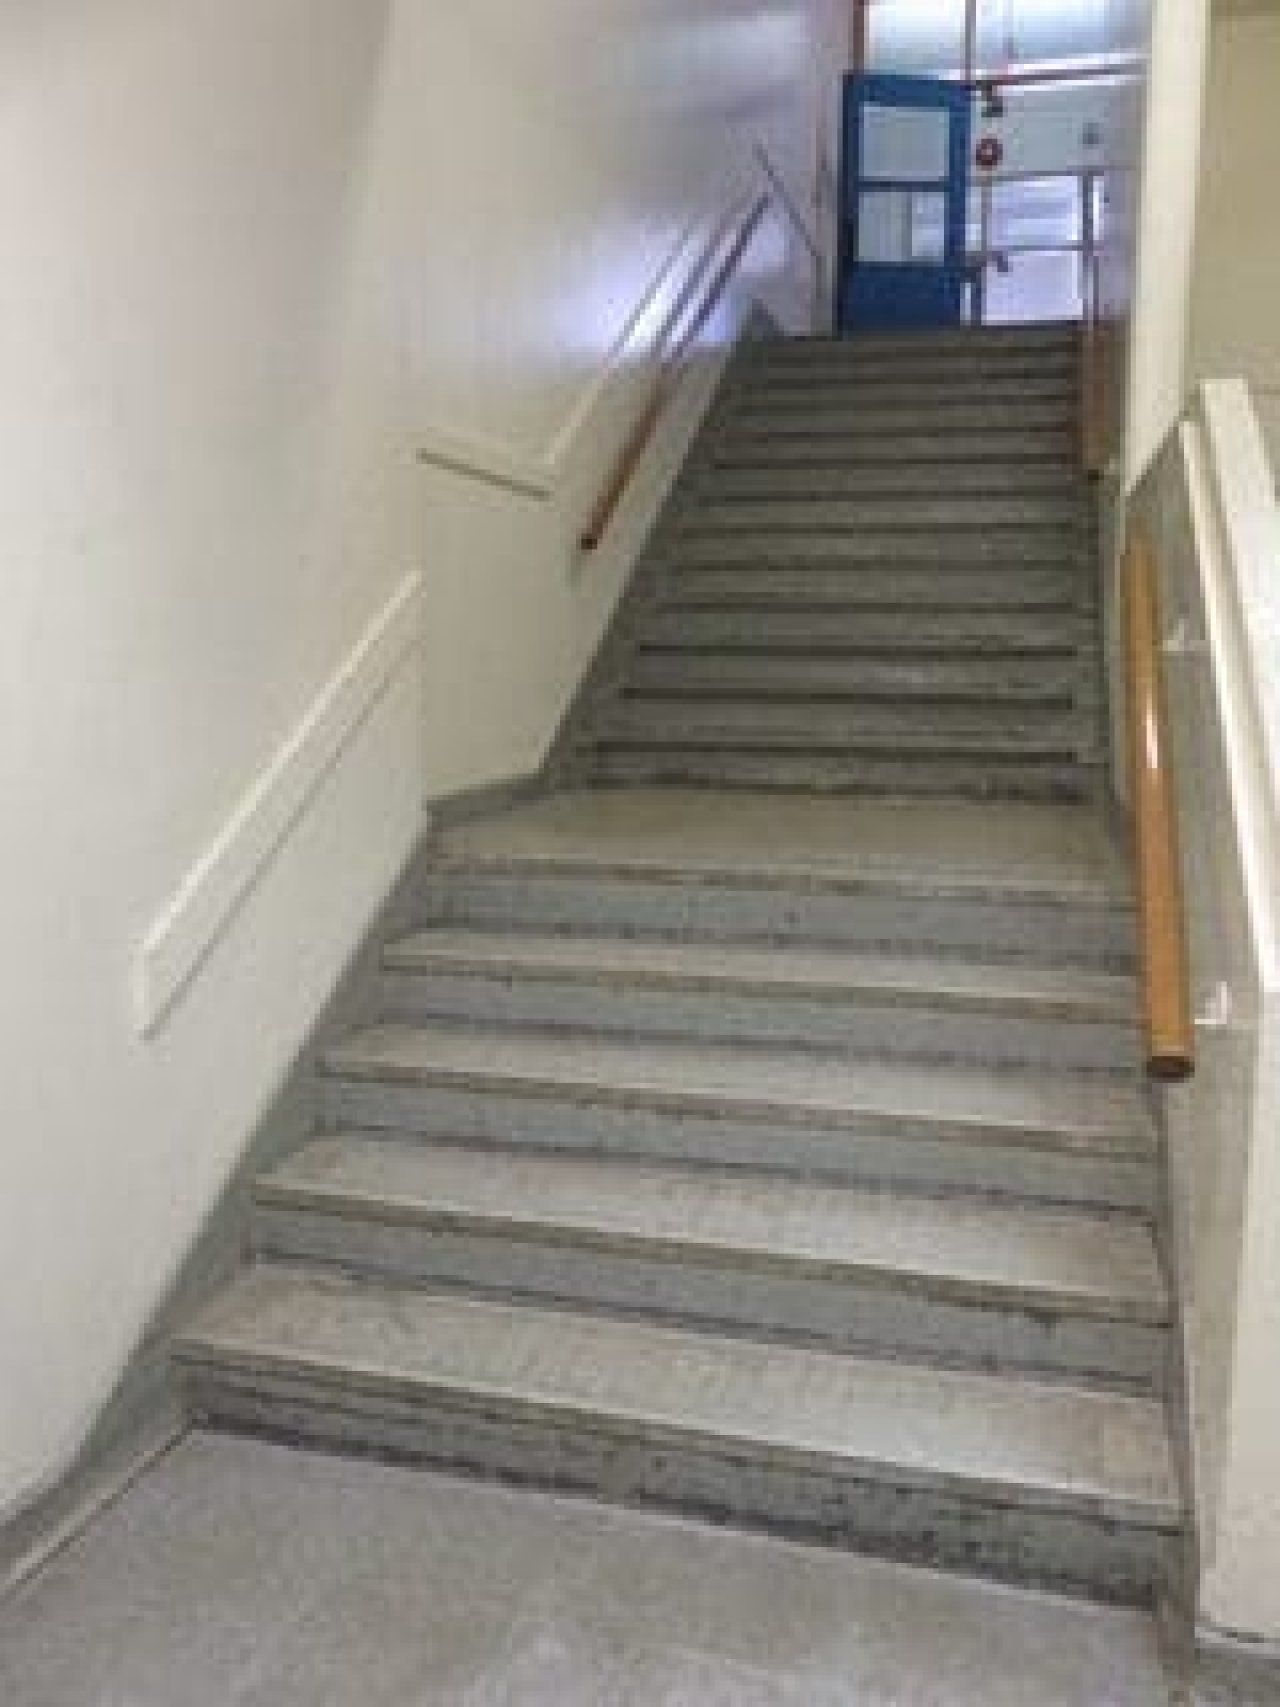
[1156,383,1280,1642]
[0,0,841,1521]
[1189,11,1280,398]
[1123,0,1211,485]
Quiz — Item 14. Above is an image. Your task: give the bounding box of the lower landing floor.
[0,1431,1240,1705]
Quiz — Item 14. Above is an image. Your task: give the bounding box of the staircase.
[563,323,1105,799]
[173,327,1185,1607]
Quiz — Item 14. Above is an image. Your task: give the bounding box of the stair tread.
[594,703,1088,753]
[176,1264,1179,1526]
[435,789,1132,902]
[677,497,1086,532]
[260,1136,1167,1321]
[628,657,1080,700]
[325,1024,1154,1155]
[386,929,1133,1015]
[708,433,1076,467]
[639,617,1082,656]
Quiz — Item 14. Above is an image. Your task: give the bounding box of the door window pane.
[908,192,950,262]
[861,104,950,182]
[858,190,912,264]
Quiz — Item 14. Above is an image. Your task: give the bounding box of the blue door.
[839,73,973,332]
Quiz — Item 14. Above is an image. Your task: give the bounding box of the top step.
[756,327,1081,362]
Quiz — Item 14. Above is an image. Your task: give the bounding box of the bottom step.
[176,1265,1182,1604]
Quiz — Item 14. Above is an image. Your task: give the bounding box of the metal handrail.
[579,195,770,554]
[1125,526,1195,1082]
[752,144,821,266]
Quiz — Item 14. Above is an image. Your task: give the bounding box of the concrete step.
[584,747,1099,801]
[591,699,1091,756]
[422,870,1133,974]
[691,464,1081,502]
[708,428,1077,468]
[380,929,1136,1071]
[660,566,1079,611]
[252,1137,1168,1387]
[676,494,1088,537]
[740,352,1079,389]
[626,650,1082,702]
[663,531,1090,569]
[321,1024,1156,1210]
[423,801,1134,972]
[725,399,1076,439]
[638,607,1082,655]
[175,1264,1181,1602]
[758,327,1080,361]
[732,375,1076,412]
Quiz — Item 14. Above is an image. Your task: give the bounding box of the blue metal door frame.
[838,73,973,333]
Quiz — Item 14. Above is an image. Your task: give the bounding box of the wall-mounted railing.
[752,144,821,268]
[580,193,770,553]
[1125,525,1195,1081]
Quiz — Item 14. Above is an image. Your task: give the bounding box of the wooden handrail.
[580,195,771,553]
[1125,527,1195,1082]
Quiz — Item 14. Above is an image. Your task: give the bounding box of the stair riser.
[749,332,1079,362]
[596,706,1086,751]
[639,611,1084,650]
[726,402,1076,437]
[740,355,1079,384]
[677,497,1088,534]
[661,570,1079,611]
[663,535,1090,568]
[180,1366,1173,1604]
[709,432,1077,467]
[728,380,1076,412]
[585,750,1098,799]
[251,1205,1165,1390]
[690,466,1081,500]
[418,874,1136,970]
[627,654,1082,701]
[320,1080,1156,1213]
[376,971,1136,1073]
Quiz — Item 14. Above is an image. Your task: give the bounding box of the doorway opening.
[838,1,1141,331]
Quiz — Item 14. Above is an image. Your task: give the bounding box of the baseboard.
[1,821,437,1581]
[1,1410,186,1602]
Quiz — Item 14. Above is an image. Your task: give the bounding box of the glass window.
[909,192,949,262]
[861,105,951,182]
[989,176,1082,250]
[983,250,1083,323]
[857,190,913,265]
[867,0,966,77]
[869,0,1121,78]
[976,0,1111,73]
